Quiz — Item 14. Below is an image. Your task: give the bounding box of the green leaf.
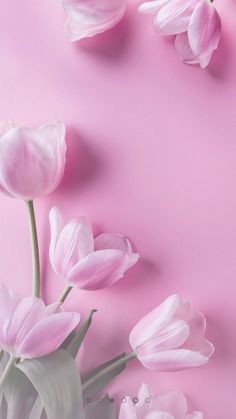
[83,395,116,419]
[62,310,97,358]
[28,397,47,419]
[17,349,83,419]
[1,359,40,419]
[82,353,127,401]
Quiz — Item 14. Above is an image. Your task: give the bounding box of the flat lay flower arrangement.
[0,0,225,418]
[0,122,214,418]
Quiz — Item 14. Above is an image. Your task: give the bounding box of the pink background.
[0,0,235,417]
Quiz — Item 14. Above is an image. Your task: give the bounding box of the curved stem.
[0,354,15,392]
[59,285,73,304]
[82,351,137,393]
[27,200,40,298]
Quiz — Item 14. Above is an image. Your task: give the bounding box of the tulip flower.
[0,284,80,359]
[0,121,66,201]
[49,207,139,294]
[139,0,221,68]
[119,383,203,419]
[175,0,222,68]
[129,294,214,371]
[61,0,127,42]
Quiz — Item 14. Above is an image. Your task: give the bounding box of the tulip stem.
[59,285,73,304]
[27,200,40,298]
[0,354,15,392]
[82,351,137,394]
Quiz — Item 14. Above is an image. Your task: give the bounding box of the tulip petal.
[95,233,133,254]
[54,218,94,277]
[137,320,190,355]
[155,391,187,418]
[67,249,127,289]
[155,0,199,35]
[37,121,66,192]
[145,413,174,419]
[184,335,214,358]
[138,0,170,14]
[62,0,126,41]
[188,0,222,64]
[175,32,203,65]
[17,312,80,358]
[129,295,180,350]
[5,297,45,349]
[139,348,209,371]
[0,121,17,136]
[0,122,66,200]
[0,285,17,328]
[94,234,139,283]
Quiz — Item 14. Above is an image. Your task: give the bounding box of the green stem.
[0,354,15,392]
[27,200,40,298]
[82,351,137,393]
[59,285,73,304]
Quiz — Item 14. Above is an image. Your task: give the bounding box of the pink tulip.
[139,0,221,68]
[0,284,80,359]
[119,383,203,419]
[175,0,222,68]
[49,207,139,290]
[129,294,214,371]
[0,121,66,201]
[61,0,127,41]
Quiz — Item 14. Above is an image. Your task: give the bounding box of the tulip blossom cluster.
[139,0,222,67]
[0,122,214,418]
[119,384,203,419]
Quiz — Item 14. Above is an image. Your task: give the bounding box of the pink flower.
[61,0,127,41]
[119,383,203,419]
[129,294,214,371]
[0,284,80,359]
[175,0,222,68]
[49,207,139,290]
[139,0,221,68]
[0,121,66,201]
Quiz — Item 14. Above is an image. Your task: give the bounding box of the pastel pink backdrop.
[0,1,235,418]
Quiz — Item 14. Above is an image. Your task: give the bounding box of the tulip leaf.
[82,353,126,401]
[0,350,9,374]
[2,363,39,419]
[83,395,116,419]
[17,349,83,419]
[61,310,97,358]
[28,397,47,419]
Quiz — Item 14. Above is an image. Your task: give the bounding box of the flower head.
[61,0,126,41]
[119,384,203,419]
[175,0,222,68]
[49,207,139,290]
[129,294,214,371]
[139,0,221,68]
[0,284,80,359]
[0,121,66,200]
